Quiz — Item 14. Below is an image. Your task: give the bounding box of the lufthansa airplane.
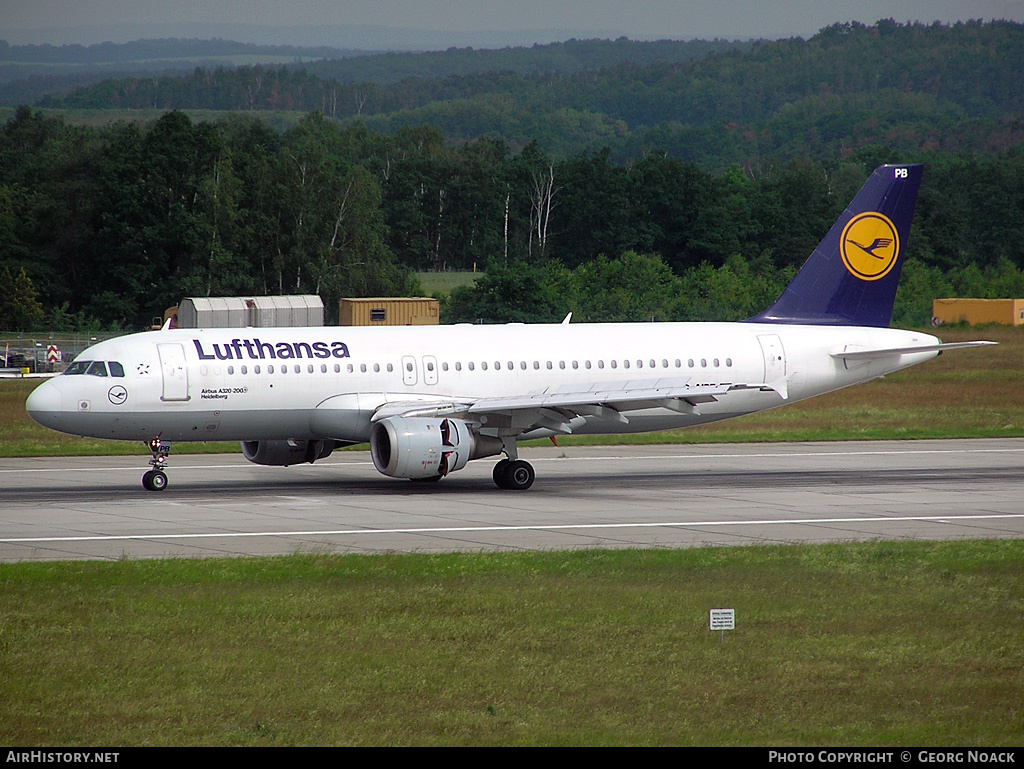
[26,164,991,491]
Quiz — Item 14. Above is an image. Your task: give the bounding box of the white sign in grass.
[710,609,735,642]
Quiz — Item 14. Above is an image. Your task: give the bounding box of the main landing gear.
[493,436,536,489]
[142,437,171,491]
[492,459,535,490]
[492,438,535,490]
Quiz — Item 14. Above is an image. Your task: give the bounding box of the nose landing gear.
[142,437,171,491]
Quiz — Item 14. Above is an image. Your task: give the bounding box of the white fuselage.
[27,322,941,444]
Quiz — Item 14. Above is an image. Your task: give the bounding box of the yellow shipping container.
[932,298,1024,326]
[339,297,440,326]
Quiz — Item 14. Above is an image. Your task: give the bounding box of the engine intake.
[370,417,501,479]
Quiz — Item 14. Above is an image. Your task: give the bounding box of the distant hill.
[302,37,750,84]
[0,36,748,105]
[0,37,364,104]
[0,38,360,65]
[22,21,1024,166]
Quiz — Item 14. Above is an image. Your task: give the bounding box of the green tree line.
[1,106,1023,331]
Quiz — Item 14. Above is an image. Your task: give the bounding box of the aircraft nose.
[25,380,64,429]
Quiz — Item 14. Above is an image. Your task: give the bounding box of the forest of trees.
[1,104,1023,331]
[1,20,1023,332]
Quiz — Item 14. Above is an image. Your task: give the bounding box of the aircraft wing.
[370,376,787,434]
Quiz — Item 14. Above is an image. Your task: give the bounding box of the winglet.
[748,164,923,327]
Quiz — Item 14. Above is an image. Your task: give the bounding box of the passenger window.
[108,361,125,377]
[86,361,108,377]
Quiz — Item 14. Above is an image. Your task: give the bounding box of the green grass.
[5,327,1021,458]
[1,541,1022,746]
[416,270,480,295]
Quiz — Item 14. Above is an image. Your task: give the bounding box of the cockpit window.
[64,360,91,375]
[108,361,125,377]
[86,361,108,377]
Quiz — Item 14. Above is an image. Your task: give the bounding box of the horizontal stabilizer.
[831,341,996,361]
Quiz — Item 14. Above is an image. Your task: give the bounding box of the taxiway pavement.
[2,439,1023,561]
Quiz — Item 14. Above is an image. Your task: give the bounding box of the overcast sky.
[2,1,1023,47]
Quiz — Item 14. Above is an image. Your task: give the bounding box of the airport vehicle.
[26,164,990,491]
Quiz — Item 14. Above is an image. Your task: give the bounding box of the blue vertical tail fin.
[747,164,923,327]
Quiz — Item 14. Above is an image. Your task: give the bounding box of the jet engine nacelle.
[241,439,337,466]
[370,417,502,479]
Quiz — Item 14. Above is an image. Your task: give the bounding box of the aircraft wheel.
[142,470,168,491]
[492,459,510,488]
[502,460,535,491]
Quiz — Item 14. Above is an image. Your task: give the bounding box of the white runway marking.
[5,513,1024,545]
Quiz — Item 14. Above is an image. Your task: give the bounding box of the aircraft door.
[157,343,190,401]
[422,355,438,385]
[758,334,787,383]
[401,355,418,386]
